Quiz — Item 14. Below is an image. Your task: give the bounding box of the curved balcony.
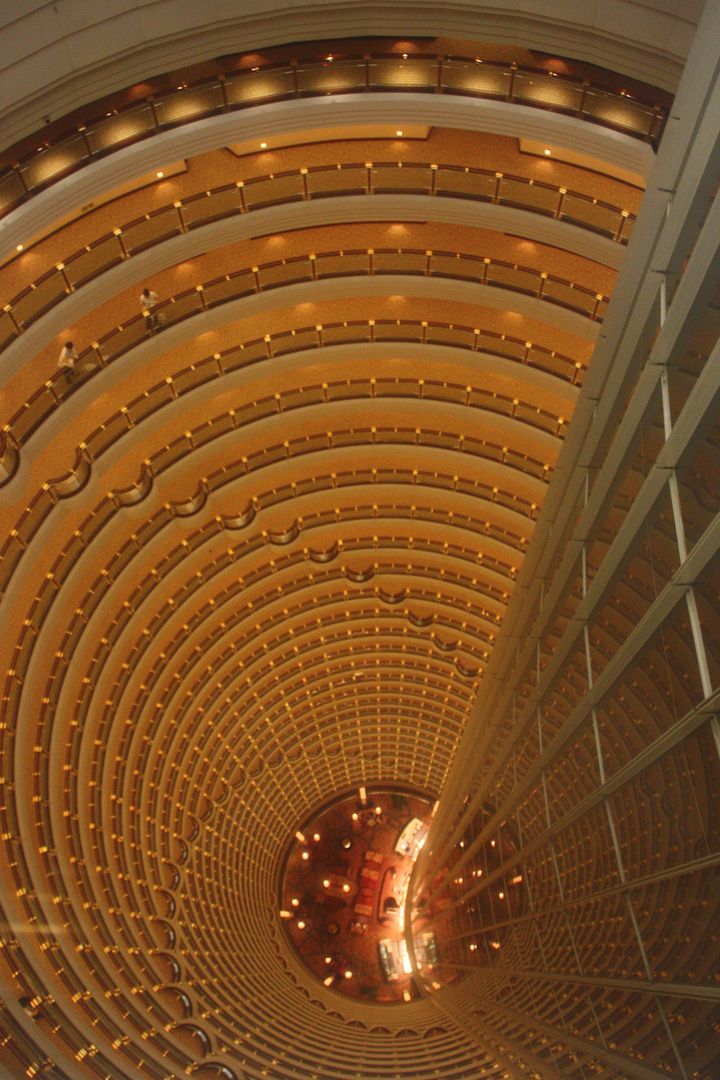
[0,52,666,220]
[0,161,633,352]
[2,248,601,464]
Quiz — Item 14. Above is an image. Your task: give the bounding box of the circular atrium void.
[281,788,436,1003]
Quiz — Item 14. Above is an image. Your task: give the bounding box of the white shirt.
[140,290,158,312]
[58,345,78,369]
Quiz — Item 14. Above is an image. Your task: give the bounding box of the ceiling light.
[396,130,403,136]
[297,920,306,929]
[16,244,22,251]
[544,149,551,156]
[156,171,163,178]
[260,142,267,148]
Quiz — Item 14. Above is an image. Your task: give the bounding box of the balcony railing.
[1,247,600,466]
[0,53,666,221]
[0,161,632,353]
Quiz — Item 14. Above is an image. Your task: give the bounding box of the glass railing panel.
[181,186,241,226]
[541,278,597,316]
[257,258,313,288]
[121,206,183,253]
[583,87,657,137]
[273,328,320,354]
[85,102,156,153]
[84,413,131,458]
[375,322,424,342]
[0,309,18,350]
[171,360,218,396]
[325,380,370,403]
[221,340,268,370]
[65,234,123,287]
[513,71,583,112]
[224,66,295,105]
[315,252,368,277]
[498,176,559,214]
[203,272,255,306]
[476,331,526,360]
[19,131,89,189]
[306,165,367,196]
[441,59,510,97]
[479,392,515,420]
[486,263,540,294]
[559,192,625,238]
[430,253,483,281]
[103,319,149,360]
[434,166,495,200]
[11,271,67,327]
[509,451,548,481]
[154,82,224,125]
[321,322,372,345]
[0,169,26,214]
[527,346,580,383]
[374,250,425,273]
[10,389,57,443]
[371,164,428,192]
[369,57,437,90]
[421,324,469,348]
[162,292,204,325]
[126,384,175,425]
[516,403,559,435]
[243,172,305,207]
[295,59,366,94]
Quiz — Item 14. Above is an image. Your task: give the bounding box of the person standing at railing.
[57,340,98,380]
[140,287,160,333]
[58,341,79,375]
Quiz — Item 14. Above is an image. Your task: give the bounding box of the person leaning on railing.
[140,287,160,333]
[58,341,79,375]
[57,340,97,380]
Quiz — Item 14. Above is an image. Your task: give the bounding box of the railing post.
[113,229,128,259]
[174,202,187,233]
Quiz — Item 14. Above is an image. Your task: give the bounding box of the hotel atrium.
[0,2,718,1078]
